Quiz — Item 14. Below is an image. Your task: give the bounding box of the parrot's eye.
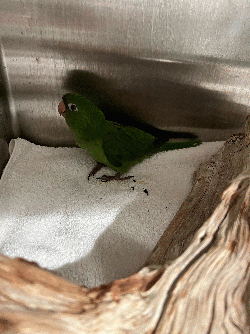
[68,103,78,112]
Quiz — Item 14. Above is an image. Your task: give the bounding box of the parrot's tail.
[149,139,202,156]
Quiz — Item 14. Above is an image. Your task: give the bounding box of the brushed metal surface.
[1,0,250,149]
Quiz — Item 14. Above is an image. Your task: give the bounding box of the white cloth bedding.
[0,138,224,287]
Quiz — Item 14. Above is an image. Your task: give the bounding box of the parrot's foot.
[98,173,134,182]
[88,162,106,180]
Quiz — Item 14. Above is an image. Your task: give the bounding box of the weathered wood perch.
[1,117,250,333]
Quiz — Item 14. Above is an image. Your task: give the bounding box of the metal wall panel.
[0,0,250,148]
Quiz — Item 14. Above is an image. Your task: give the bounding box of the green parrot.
[58,93,201,181]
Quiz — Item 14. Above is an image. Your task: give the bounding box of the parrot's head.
[58,93,106,137]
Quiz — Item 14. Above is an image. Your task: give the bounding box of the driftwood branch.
[1,117,250,333]
[145,130,246,266]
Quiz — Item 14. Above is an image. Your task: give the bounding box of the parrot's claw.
[88,162,106,180]
[98,173,134,182]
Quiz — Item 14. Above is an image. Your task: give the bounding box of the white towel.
[0,138,224,287]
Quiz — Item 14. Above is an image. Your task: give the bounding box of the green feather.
[61,93,201,175]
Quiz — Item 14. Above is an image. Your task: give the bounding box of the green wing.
[102,122,155,168]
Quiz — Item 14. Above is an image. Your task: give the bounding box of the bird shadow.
[64,69,202,140]
[63,66,248,133]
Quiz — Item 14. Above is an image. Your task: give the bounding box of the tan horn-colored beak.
[58,100,66,117]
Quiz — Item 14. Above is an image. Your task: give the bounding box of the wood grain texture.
[0,117,250,333]
[145,131,246,265]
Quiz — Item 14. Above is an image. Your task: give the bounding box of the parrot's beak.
[58,100,66,117]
